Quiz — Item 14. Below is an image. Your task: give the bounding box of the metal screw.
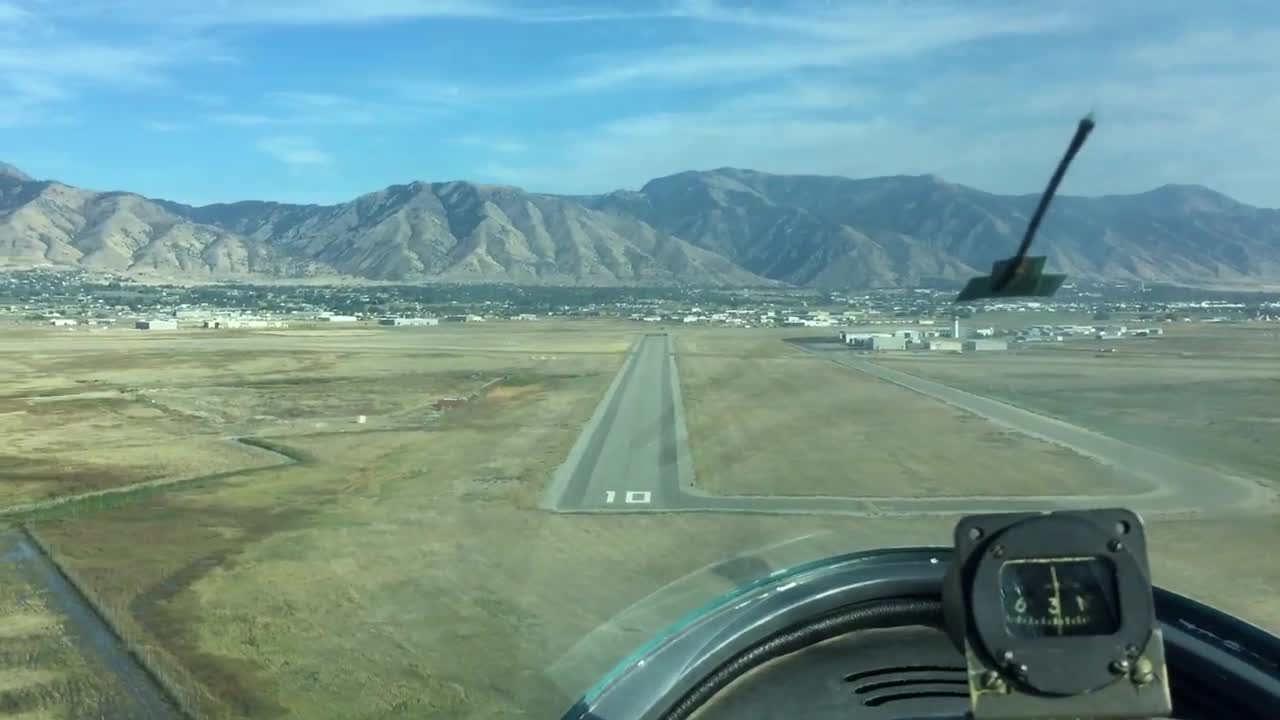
[1108,539,1125,552]
[1110,658,1132,674]
[1013,663,1029,680]
[992,544,1006,558]
[1130,657,1155,686]
[980,670,1006,692]
[1124,644,1139,657]
[1001,649,1015,664]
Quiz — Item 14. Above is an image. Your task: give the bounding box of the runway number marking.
[605,490,652,505]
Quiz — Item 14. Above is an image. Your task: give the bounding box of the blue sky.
[3,0,1280,206]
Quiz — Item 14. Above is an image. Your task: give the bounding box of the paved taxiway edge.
[788,341,1275,513]
[667,335,700,497]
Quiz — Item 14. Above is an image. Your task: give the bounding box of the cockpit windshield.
[1,2,1278,718]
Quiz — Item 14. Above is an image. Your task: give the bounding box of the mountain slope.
[173,181,763,284]
[0,173,327,277]
[595,168,1280,287]
[0,169,764,285]
[3,161,1279,288]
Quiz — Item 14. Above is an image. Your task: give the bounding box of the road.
[544,336,1272,516]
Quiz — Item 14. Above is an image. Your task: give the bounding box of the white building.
[49,318,77,326]
[841,332,888,345]
[867,336,908,351]
[136,319,178,330]
[378,317,439,326]
[205,318,288,329]
[927,339,963,352]
[963,339,1008,351]
[319,314,358,322]
[204,318,241,328]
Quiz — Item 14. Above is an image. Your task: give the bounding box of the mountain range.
[3,161,1279,288]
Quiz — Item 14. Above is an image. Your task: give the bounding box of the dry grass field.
[13,324,940,720]
[872,322,1280,485]
[676,328,1135,497]
[1,320,1278,719]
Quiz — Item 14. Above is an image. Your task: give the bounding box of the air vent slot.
[844,664,969,708]
[854,677,968,694]
[864,690,970,707]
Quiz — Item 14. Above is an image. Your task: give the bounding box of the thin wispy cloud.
[266,91,350,109]
[568,3,1077,90]
[675,0,1077,42]
[1124,27,1280,70]
[257,136,331,166]
[186,92,227,107]
[448,135,529,154]
[39,0,671,26]
[506,28,1280,206]
[0,42,174,82]
[8,0,1280,207]
[209,90,439,127]
[5,74,69,103]
[210,113,276,126]
[0,72,72,127]
[383,3,1077,102]
[0,2,28,23]
[145,120,189,132]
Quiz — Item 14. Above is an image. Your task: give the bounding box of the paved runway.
[543,335,1273,517]
[543,334,688,512]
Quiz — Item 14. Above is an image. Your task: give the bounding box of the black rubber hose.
[660,597,946,720]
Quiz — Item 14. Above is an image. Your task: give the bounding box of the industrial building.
[867,336,908,351]
[842,332,885,346]
[48,318,77,326]
[963,339,1008,351]
[926,339,963,352]
[319,314,357,322]
[136,319,178,330]
[203,319,288,329]
[378,317,439,327]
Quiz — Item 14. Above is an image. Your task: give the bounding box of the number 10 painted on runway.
[605,490,651,504]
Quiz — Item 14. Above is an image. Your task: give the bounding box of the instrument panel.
[943,508,1171,719]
